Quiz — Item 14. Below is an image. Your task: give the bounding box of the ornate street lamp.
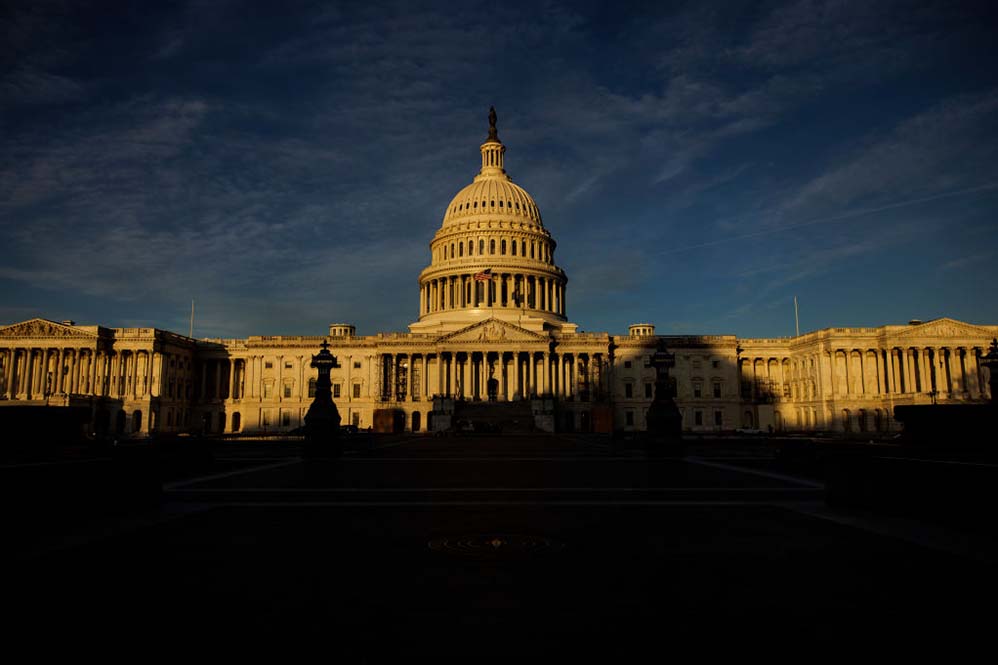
[982,338,998,406]
[644,340,684,456]
[304,340,342,459]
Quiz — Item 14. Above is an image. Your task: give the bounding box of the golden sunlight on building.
[1,110,994,436]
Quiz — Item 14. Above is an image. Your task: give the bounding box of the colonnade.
[376,350,605,402]
[740,344,991,405]
[0,346,170,401]
[421,273,565,316]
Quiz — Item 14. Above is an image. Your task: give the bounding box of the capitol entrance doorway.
[412,411,421,432]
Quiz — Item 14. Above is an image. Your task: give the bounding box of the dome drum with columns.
[410,107,576,335]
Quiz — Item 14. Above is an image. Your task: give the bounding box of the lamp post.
[982,338,998,405]
[644,340,684,457]
[304,340,342,459]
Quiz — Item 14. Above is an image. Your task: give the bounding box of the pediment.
[439,318,548,344]
[896,318,993,340]
[0,318,97,339]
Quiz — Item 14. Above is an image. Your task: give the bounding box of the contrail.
[659,182,998,255]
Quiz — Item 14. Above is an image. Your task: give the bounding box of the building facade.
[1,113,994,436]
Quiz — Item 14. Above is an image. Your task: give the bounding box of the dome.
[441,178,543,228]
[409,107,575,335]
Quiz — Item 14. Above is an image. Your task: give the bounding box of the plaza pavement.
[6,434,997,658]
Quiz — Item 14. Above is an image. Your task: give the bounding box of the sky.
[2,0,997,339]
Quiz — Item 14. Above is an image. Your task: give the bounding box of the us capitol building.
[1,110,995,437]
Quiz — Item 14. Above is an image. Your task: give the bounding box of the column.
[245,355,254,399]
[946,348,959,396]
[25,349,35,399]
[919,349,930,394]
[129,351,139,399]
[954,348,966,396]
[89,351,98,396]
[966,349,980,398]
[888,349,898,394]
[527,352,537,396]
[543,352,551,396]
[4,350,14,399]
[276,355,283,402]
[461,354,470,399]
[228,359,236,400]
[446,353,455,397]
[513,352,521,399]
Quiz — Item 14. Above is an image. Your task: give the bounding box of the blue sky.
[2,0,997,338]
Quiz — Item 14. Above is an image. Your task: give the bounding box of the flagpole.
[794,296,800,337]
[189,299,195,338]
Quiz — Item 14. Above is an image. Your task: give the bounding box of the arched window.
[511,240,517,256]
[308,378,317,398]
[450,243,455,258]
[490,239,495,254]
[473,201,478,208]
[521,240,526,255]
[468,240,473,255]
[498,200,503,207]
[515,202,519,209]
[501,239,506,255]
[459,243,464,257]
[479,239,485,255]
[491,200,495,207]
[232,412,241,432]
[443,245,447,260]
[531,242,535,258]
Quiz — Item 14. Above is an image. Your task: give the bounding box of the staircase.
[452,399,536,433]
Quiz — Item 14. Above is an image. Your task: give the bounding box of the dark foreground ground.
[5,434,997,658]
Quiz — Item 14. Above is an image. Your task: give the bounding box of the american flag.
[473,268,493,281]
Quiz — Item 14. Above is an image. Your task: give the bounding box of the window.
[353,360,361,369]
[352,412,360,427]
[308,378,316,398]
[625,410,634,426]
[713,382,721,398]
[284,361,293,369]
[712,360,720,369]
[625,383,633,398]
[459,243,464,257]
[645,383,653,398]
[333,384,341,398]
[694,383,702,398]
[264,361,273,369]
[353,383,361,398]
[501,240,506,255]
[714,410,723,426]
[282,412,291,427]
[490,239,495,254]
[624,361,632,369]
[695,410,703,426]
[479,239,484,255]
[511,241,517,256]
[469,240,473,255]
[283,384,292,398]
[263,383,273,398]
